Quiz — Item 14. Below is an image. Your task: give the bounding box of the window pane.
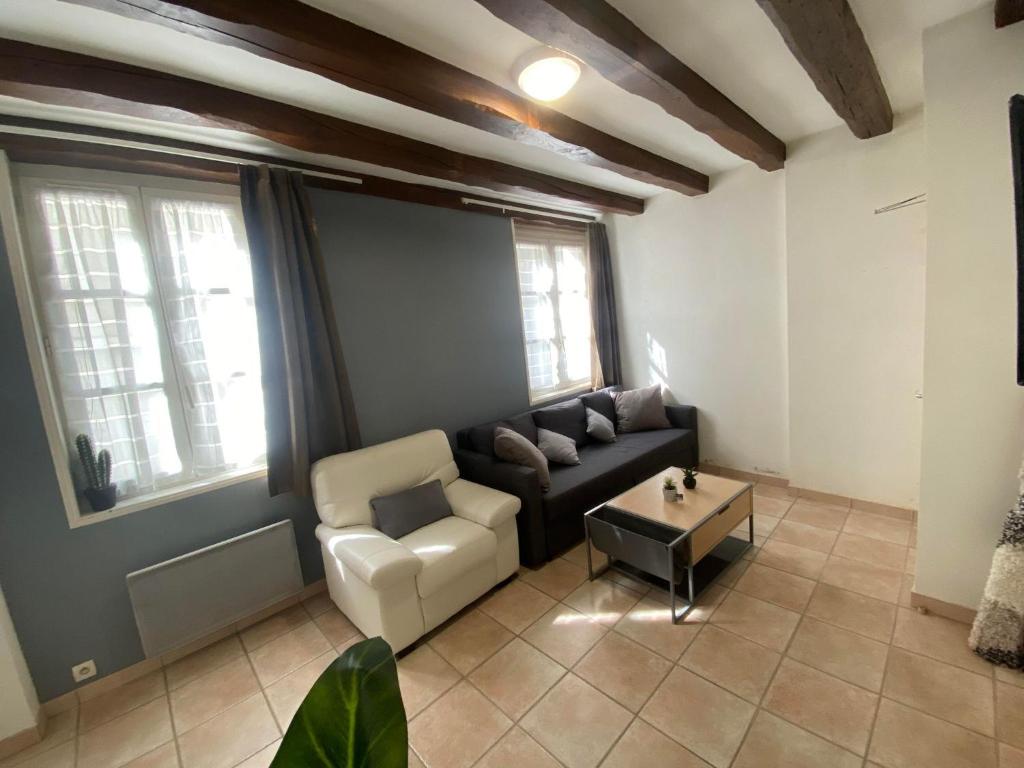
[555,244,587,293]
[513,223,591,400]
[148,197,266,475]
[526,339,557,391]
[32,186,183,497]
[78,389,182,495]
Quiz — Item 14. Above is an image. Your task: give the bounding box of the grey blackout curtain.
[588,222,622,387]
[240,166,361,497]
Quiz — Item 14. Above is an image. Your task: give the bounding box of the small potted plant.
[76,434,117,512]
[683,467,699,490]
[662,476,679,502]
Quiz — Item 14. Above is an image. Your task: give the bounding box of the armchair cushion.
[370,479,452,540]
[400,516,497,598]
[315,524,422,589]
[444,478,521,529]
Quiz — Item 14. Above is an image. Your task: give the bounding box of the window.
[13,166,265,523]
[512,220,592,403]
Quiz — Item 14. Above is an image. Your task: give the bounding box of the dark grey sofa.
[454,387,699,568]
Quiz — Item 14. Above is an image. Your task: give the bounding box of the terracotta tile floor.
[5,484,1020,768]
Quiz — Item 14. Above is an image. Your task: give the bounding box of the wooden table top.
[605,469,752,532]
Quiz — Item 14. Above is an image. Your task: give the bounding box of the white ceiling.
[0,0,990,206]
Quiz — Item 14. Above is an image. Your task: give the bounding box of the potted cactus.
[662,475,679,502]
[76,434,117,512]
[683,467,699,490]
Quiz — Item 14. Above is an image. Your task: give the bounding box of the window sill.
[71,466,268,529]
[529,383,594,406]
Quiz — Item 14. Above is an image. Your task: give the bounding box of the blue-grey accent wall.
[0,187,530,701]
[309,190,531,444]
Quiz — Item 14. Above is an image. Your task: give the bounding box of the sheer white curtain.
[26,180,267,504]
[33,187,182,496]
[147,196,266,475]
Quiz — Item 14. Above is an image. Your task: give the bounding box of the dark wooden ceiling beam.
[56,0,707,196]
[0,126,594,226]
[995,0,1024,28]
[754,0,893,139]
[474,0,786,171]
[0,39,644,214]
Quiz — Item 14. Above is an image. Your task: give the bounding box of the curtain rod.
[460,197,594,223]
[0,121,366,186]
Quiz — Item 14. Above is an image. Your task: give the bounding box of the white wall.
[0,583,39,741]
[786,112,927,508]
[606,165,790,478]
[917,6,1024,608]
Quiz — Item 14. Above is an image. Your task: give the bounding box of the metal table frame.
[584,499,754,623]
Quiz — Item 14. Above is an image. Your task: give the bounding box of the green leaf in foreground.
[271,637,408,768]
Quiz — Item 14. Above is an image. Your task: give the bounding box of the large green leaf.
[270,637,408,768]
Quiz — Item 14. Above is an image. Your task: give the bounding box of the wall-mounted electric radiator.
[126,520,304,658]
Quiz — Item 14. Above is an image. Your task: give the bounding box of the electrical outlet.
[72,659,96,683]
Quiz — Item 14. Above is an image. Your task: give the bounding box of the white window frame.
[511,219,593,405]
[0,156,266,529]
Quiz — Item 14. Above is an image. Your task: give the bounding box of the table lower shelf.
[591,533,751,620]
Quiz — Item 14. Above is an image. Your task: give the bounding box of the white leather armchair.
[312,429,521,652]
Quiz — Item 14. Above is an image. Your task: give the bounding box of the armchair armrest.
[445,478,520,529]
[315,524,421,589]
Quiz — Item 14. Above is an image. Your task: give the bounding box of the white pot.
[663,488,678,502]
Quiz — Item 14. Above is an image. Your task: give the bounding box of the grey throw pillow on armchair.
[614,384,672,432]
[494,426,551,491]
[370,479,453,540]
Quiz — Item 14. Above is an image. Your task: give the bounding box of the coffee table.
[584,470,754,622]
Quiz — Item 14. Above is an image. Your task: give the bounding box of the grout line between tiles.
[27,517,1007,768]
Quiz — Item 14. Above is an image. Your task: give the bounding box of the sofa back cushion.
[580,386,620,426]
[533,398,588,447]
[370,479,453,540]
[467,411,538,457]
[615,385,672,433]
[311,429,459,528]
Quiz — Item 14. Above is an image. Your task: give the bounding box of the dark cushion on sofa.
[468,411,538,457]
[532,398,588,447]
[580,386,620,426]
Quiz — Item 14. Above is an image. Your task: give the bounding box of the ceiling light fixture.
[515,49,581,102]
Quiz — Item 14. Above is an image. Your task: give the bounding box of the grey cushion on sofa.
[615,385,671,432]
[495,426,551,491]
[538,428,580,465]
[580,387,619,426]
[533,398,588,446]
[586,407,616,443]
[370,479,452,540]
